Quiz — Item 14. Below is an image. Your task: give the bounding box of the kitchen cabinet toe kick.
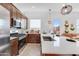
[42,53,79,56]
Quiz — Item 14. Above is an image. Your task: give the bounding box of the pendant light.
[61,4,72,15]
[48,9,52,24]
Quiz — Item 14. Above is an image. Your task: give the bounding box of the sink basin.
[66,39,76,42]
[43,36,55,41]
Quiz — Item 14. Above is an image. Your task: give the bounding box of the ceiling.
[13,3,79,19]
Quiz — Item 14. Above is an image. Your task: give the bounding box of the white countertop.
[41,34,79,54]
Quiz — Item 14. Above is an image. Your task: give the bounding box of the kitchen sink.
[43,36,56,41]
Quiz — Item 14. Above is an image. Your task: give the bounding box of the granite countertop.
[10,32,28,40]
[10,37,18,40]
[18,33,27,40]
[19,35,26,40]
[41,34,79,54]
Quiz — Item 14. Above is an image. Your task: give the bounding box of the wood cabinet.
[10,37,19,56]
[0,3,28,28]
[26,34,40,43]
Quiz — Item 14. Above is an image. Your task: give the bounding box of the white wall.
[41,11,79,34]
[27,11,79,34]
[14,3,79,34]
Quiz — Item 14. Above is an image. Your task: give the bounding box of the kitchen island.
[41,34,79,56]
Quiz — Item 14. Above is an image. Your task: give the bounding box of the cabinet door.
[10,38,18,56]
[26,34,40,43]
[26,34,30,43]
[35,34,40,43]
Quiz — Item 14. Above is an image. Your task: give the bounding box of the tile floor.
[19,43,41,56]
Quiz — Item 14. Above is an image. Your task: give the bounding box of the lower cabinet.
[26,34,40,43]
[10,37,19,56]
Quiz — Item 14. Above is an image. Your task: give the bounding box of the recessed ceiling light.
[32,6,35,8]
[62,4,66,7]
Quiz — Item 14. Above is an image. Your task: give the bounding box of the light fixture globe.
[61,5,72,15]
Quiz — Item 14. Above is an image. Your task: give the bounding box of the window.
[52,18,61,27]
[30,19,41,30]
[76,19,79,33]
[52,18,61,35]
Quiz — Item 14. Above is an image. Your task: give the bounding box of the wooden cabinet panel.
[10,38,19,56]
[0,3,28,28]
[26,34,40,43]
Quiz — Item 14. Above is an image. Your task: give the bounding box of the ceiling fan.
[61,4,72,15]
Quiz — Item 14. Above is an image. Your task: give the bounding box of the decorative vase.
[70,24,75,31]
[64,20,69,27]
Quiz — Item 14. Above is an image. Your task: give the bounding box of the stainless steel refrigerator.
[0,5,10,56]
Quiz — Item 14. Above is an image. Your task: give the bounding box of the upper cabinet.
[0,3,28,28]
